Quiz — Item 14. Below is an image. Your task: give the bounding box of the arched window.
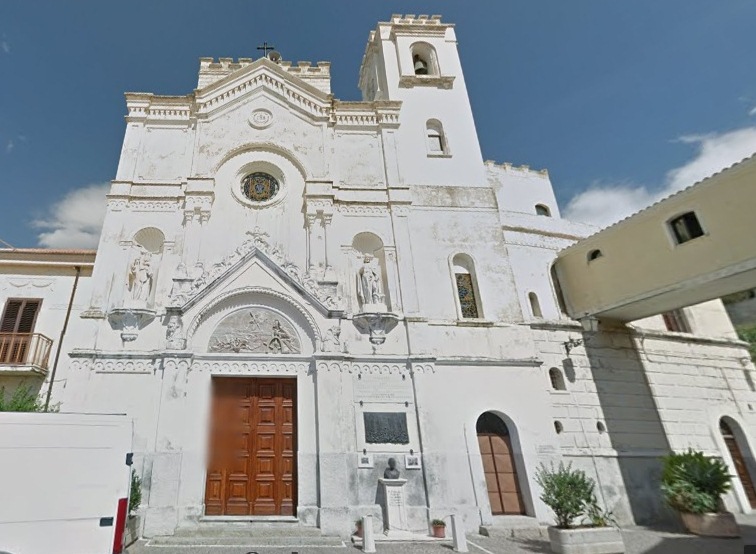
[426,119,448,156]
[550,264,568,315]
[410,42,439,76]
[588,249,603,262]
[528,292,542,318]
[535,204,551,217]
[452,254,481,319]
[549,368,566,391]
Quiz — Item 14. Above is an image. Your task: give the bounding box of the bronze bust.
[383,457,400,479]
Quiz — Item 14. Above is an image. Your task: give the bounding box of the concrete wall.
[555,155,756,321]
[0,413,132,554]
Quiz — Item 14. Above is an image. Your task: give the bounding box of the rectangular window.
[1,299,41,333]
[662,309,690,333]
[456,273,479,318]
[669,212,704,244]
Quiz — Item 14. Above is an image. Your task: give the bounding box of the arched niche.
[352,232,391,311]
[126,226,165,307]
[187,287,319,356]
[410,41,440,76]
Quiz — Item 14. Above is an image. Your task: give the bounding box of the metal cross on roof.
[256,42,275,57]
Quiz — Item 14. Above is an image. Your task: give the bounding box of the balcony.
[0,333,53,376]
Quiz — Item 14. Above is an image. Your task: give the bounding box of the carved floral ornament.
[168,227,343,311]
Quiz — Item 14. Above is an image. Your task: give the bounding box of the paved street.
[126,518,756,554]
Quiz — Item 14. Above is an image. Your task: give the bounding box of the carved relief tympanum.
[209,308,301,354]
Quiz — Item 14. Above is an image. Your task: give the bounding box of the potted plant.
[124,470,142,547]
[661,449,739,537]
[536,462,625,554]
[354,518,363,538]
[431,518,446,538]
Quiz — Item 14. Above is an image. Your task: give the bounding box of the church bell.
[413,55,428,75]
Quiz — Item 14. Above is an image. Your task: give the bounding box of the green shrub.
[584,495,618,527]
[129,470,142,515]
[661,449,732,514]
[431,519,446,527]
[0,385,45,412]
[536,462,596,528]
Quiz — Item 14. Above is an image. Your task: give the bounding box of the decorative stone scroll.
[364,412,410,444]
[208,307,301,354]
[168,227,343,310]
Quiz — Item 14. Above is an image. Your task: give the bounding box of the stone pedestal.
[379,478,408,532]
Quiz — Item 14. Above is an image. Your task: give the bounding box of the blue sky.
[1,1,756,247]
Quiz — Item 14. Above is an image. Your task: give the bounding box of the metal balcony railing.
[0,333,53,370]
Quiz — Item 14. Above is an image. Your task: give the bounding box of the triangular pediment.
[194,58,332,121]
[169,228,343,317]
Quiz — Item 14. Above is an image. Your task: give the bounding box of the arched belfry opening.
[720,418,756,508]
[476,412,526,515]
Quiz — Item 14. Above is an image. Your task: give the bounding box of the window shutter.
[1,299,41,333]
[1,300,22,332]
[17,300,40,333]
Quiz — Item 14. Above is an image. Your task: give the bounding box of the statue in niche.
[384,457,401,479]
[357,254,385,308]
[128,248,154,302]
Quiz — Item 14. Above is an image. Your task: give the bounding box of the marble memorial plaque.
[353,375,413,403]
[364,412,410,444]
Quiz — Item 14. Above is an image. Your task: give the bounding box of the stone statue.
[384,457,401,479]
[321,325,342,352]
[128,248,154,302]
[357,254,384,308]
[165,314,186,349]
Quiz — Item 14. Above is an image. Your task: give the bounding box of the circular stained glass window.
[241,172,280,203]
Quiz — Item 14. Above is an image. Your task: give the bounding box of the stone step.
[150,536,344,547]
[479,515,549,541]
[171,520,324,539]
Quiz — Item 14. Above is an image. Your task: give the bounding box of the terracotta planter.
[547,526,625,554]
[432,525,446,538]
[679,512,739,538]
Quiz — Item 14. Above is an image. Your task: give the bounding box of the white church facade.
[2,14,756,538]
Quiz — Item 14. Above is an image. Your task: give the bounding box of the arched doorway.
[720,418,756,508]
[476,412,526,515]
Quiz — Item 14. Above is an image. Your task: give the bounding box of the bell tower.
[359,14,485,187]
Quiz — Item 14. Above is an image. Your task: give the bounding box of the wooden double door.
[204,377,296,516]
[720,419,756,508]
[477,412,526,515]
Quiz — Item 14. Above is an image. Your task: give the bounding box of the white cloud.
[1,35,9,54]
[564,126,756,228]
[33,183,109,248]
[5,140,13,153]
[749,106,756,117]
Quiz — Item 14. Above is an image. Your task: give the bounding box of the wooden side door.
[477,412,525,516]
[204,377,296,516]
[721,420,756,508]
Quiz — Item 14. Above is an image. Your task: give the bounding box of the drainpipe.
[44,265,81,412]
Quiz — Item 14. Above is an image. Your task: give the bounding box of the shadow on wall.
[583,328,674,526]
